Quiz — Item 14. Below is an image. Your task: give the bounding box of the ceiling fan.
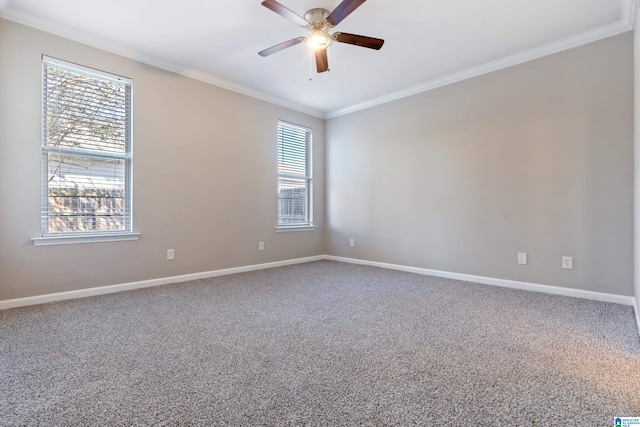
[258,0,384,73]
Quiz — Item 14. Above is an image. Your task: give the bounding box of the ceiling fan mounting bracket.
[304,8,331,27]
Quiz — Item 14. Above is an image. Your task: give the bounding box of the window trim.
[275,226,317,232]
[276,120,314,230]
[32,232,140,247]
[38,56,135,242]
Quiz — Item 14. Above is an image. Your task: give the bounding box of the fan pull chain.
[309,49,313,81]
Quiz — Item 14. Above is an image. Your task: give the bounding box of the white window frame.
[276,121,315,231]
[32,56,138,246]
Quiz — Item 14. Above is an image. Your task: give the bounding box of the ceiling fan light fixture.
[307,30,333,50]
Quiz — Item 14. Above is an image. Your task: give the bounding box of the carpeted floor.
[1,260,639,425]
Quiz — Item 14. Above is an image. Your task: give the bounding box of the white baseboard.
[635,300,640,337]
[1,254,637,319]
[0,255,324,311]
[325,255,636,306]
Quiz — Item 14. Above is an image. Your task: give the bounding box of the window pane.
[47,153,127,233]
[45,65,128,154]
[278,177,308,225]
[277,121,312,226]
[42,57,132,236]
[277,127,309,176]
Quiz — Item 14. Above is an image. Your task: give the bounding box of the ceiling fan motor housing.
[304,8,331,27]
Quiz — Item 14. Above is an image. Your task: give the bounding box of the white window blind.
[41,56,132,235]
[277,121,312,227]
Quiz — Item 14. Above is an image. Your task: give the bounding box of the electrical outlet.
[167,249,174,260]
[562,256,573,269]
[349,238,355,247]
[259,241,265,251]
[517,253,527,265]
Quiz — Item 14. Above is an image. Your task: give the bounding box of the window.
[277,121,313,228]
[41,56,132,238]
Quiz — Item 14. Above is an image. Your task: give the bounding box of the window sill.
[275,225,317,232]
[32,232,141,246]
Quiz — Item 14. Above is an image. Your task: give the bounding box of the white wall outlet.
[562,256,573,269]
[517,252,527,265]
[167,249,175,260]
[259,241,265,251]
[349,238,355,247]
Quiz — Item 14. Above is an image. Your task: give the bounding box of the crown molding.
[1,1,634,121]
[0,9,325,119]
[326,18,633,118]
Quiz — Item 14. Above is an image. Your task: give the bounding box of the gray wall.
[0,18,635,302]
[635,14,640,314]
[0,19,325,300]
[326,33,634,296]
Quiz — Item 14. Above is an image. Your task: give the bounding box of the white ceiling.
[0,0,635,118]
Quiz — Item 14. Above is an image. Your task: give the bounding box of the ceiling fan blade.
[259,37,306,57]
[334,32,384,50]
[315,48,329,73]
[261,0,309,27]
[326,0,367,26]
